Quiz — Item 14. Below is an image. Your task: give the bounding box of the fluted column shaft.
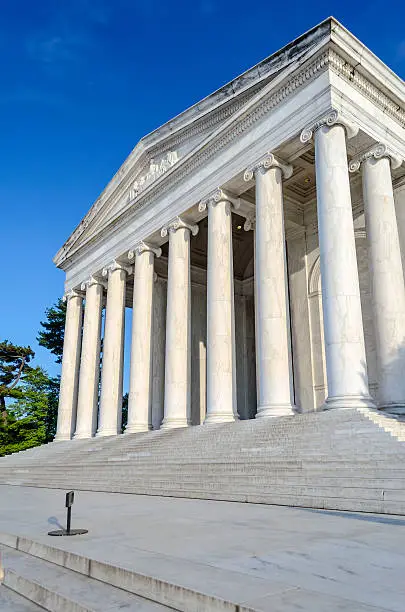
[362,153,405,411]
[126,243,161,433]
[55,291,83,441]
[161,217,198,429]
[202,192,237,423]
[246,157,295,417]
[97,262,129,436]
[313,122,374,409]
[74,279,104,439]
[394,184,405,279]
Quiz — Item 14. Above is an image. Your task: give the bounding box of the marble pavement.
[0,486,404,611]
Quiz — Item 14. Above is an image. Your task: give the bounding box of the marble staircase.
[1,409,405,514]
[0,545,171,612]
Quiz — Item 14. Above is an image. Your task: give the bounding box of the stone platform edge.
[0,531,253,612]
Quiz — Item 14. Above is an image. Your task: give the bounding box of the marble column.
[244,154,295,417]
[74,277,104,439]
[55,290,83,441]
[300,110,375,409]
[394,183,405,282]
[199,189,238,423]
[96,261,131,437]
[126,241,161,433]
[161,216,198,429]
[350,144,405,413]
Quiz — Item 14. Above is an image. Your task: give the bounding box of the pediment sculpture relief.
[128,151,179,201]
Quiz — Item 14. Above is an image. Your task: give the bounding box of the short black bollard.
[48,491,88,536]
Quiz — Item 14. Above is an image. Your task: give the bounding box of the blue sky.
[1,0,404,381]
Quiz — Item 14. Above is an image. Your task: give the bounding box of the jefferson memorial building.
[53,17,405,441]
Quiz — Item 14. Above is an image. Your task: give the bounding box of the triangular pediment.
[54,18,336,267]
[54,16,405,269]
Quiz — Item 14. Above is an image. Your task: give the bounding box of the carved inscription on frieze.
[128,151,179,201]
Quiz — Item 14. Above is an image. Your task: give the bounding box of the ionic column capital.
[243,212,256,232]
[128,241,162,261]
[63,289,84,302]
[161,216,199,238]
[198,188,240,213]
[80,276,107,292]
[348,143,403,173]
[300,109,359,144]
[244,153,293,181]
[102,260,133,278]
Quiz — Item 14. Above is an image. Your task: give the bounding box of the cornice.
[244,152,293,181]
[348,143,403,173]
[55,46,405,269]
[161,216,199,238]
[128,241,162,260]
[328,47,405,123]
[148,85,263,158]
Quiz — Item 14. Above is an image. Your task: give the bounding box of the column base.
[378,403,405,415]
[160,417,189,430]
[204,413,238,424]
[54,433,72,442]
[256,404,295,418]
[323,395,376,410]
[73,431,93,440]
[124,423,151,434]
[95,429,119,438]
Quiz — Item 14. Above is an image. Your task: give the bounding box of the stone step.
[3,430,402,465]
[1,409,404,515]
[1,472,402,488]
[1,411,398,454]
[0,534,261,612]
[4,464,405,481]
[0,584,43,612]
[1,546,171,612]
[4,425,392,452]
[7,440,400,465]
[9,445,402,467]
[7,471,405,485]
[13,474,402,488]
[5,453,405,468]
[3,482,403,515]
[8,475,404,502]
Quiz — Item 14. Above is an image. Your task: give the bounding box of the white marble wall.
[354,222,378,400]
[191,283,207,425]
[237,294,257,420]
[287,235,314,412]
[151,277,167,430]
[394,183,405,282]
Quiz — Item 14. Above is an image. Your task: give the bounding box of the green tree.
[37,298,66,364]
[0,340,34,420]
[0,366,59,457]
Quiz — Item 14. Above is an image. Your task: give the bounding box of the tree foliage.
[0,366,59,457]
[0,340,35,418]
[0,297,65,456]
[37,298,66,364]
